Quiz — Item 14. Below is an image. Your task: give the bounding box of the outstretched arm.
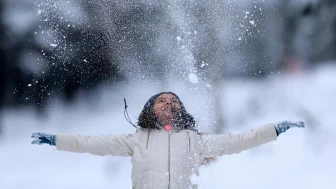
[31,132,135,157]
[200,121,304,158]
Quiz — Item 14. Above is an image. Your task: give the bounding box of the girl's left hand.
[31,133,56,146]
[274,121,305,136]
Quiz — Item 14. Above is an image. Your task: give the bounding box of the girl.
[31,92,304,189]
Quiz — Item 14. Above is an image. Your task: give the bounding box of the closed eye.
[156,98,166,103]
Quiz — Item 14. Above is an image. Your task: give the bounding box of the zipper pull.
[187,131,191,151]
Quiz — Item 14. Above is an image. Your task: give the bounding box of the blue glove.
[274,121,305,136]
[31,133,56,146]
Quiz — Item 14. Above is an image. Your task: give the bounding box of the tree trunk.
[0,0,5,135]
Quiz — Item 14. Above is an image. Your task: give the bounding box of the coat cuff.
[256,123,278,143]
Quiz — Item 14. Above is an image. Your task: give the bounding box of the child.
[31,92,304,189]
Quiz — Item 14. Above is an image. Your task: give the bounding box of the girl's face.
[153,93,182,125]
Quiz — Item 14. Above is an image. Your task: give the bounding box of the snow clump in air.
[188,73,199,84]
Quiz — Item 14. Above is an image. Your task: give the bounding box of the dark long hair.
[137,92,197,131]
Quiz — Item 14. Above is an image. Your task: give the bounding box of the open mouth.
[162,107,171,111]
[161,107,180,116]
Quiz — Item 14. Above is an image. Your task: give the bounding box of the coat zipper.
[187,131,191,151]
[168,131,171,189]
[146,129,150,149]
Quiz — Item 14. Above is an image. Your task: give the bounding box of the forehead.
[156,93,178,100]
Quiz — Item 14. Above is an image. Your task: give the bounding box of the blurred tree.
[0,0,4,135]
[102,2,168,81]
[279,0,336,68]
[1,0,124,112]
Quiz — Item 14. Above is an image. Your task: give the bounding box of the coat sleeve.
[200,123,277,158]
[55,133,135,156]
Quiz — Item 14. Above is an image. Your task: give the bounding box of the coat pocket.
[132,176,141,189]
[132,170,152,189]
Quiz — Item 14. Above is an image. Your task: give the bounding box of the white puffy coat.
[56,123,277,189]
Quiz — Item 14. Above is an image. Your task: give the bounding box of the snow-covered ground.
[1,64,336,189]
